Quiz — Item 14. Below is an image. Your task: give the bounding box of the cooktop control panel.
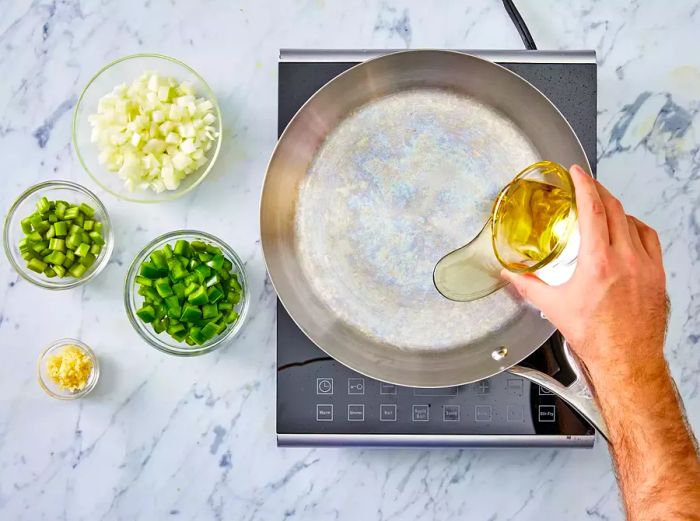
[277,302,592,437]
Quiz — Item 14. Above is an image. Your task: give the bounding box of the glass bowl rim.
[71,53,223,203]
[124,229,250,356]
[3,179,115,290]
[37,337,100,400]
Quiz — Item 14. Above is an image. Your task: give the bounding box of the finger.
[630,216,663,261]
[501,270,558,316]
[594,181,631,247]
[569,165,609,254]
[626,215,645,252]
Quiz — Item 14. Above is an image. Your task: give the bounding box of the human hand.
[501,165,668,379]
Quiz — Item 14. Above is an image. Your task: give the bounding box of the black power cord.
[502,0,538,50]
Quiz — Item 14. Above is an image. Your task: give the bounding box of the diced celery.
[53,221,68,237]
[49,238,65,252]
[64,206,80,220]
[79,253,96,268]
[27,258,47,273]
[79,203,95,217]
[20,218,33,234]
[36,197,51,214]
[69,263,87,278]
[75,243,90,257]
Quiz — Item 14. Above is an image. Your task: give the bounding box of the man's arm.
[590,349,700,520]
[502,165,700,521]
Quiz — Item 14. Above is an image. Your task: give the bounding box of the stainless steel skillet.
[260,50,608,439]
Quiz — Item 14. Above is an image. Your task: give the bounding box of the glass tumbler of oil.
[434,161,579,302]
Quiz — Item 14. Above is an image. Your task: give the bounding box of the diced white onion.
[88,71,219,193]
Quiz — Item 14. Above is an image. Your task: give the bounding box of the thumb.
[501,270,557,315]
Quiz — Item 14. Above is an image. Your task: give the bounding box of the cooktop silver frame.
[280,48,596,64]
[279,433,595,448]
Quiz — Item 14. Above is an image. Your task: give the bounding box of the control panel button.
[380,382,397,395]
[413,387,458,397]
[506,378,523,396]
[475,405,492,422]
[538,405,556,422]
[412,404,429,422]
[443,405,460,422]
[316,378,333,395]
[347,404,365,421]
[507,405,524,422]
[380,404,397,422]
[538,386,553,396]
[316,404,333,421]
[347,378,365,395]
[476,380,490,394]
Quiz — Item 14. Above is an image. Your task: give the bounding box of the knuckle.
[510,279,527,299]
[633,215,652,230]
[644,228,663,250]
[588,247,607,261]
[622,252,638,268]
[638,220,659,239]
[610,197,624,213]
[591,256,611,277]
[630,214,646,227]
[590,200,605,216]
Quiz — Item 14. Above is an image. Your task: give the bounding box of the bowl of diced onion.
[73,54,223,203]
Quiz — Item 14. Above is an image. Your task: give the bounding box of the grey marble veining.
[0,1,698,520]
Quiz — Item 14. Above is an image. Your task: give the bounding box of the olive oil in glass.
[492,177,575,271]
[434,161,579,302]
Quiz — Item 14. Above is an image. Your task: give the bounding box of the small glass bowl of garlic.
[73,54,223,203]
[37,338,100,399]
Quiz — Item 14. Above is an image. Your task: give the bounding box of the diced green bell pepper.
[188,285,208,306]
[136,305,156,323]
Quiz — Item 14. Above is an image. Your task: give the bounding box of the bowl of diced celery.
[73,54,223,203]
[124,230,249,355]
[3,180,114,290]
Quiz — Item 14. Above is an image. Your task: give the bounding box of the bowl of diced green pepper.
[124,230,249,355]
[3,180,114,290]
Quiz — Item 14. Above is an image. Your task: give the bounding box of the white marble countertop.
[1,1,698,519]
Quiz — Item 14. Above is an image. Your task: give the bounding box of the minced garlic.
[46,345,93,391]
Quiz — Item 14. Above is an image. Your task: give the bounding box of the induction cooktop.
[275,49,597,447]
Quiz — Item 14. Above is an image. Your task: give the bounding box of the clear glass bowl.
[37,338,100,400]
[72,54,223,203]
[124,230,249,356]
[3,180,114,290]
[492,160,577,272]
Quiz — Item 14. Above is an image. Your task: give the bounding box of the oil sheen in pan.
[296,88,540,351]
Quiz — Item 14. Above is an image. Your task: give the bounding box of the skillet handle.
[507,340,610,442]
